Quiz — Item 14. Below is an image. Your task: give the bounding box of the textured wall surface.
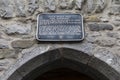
[0,0,120,79]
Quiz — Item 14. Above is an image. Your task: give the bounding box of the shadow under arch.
[1,47,120,80]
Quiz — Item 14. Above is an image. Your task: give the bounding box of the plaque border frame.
[36,13,85,41]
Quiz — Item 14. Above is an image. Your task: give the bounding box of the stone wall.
[0,0,120,78]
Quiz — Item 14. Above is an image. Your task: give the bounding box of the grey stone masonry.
[88,23,113,31]
[0,0,120,80]
[113,0,120,4]
[0,0,13,18]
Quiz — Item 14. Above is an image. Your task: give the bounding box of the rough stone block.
[85,15,100,22]
[59,0,75,10]
[113,0,120,4]
[75,0,84,10]
[88,56,120,80]
[0,49,15,59]
[5,23,31,35]
[44,0,56,12]
[59,0,67,9]
[109,5,120,15]
[61,48,91,64]
[88,23,113,31]
[107,32,120,39]
[116,40,120,46]
[27,0,39,15]
[96,37,116,47]
[14,0,26,17]
[0,39,9,49]
[11,40,35,49]
[0,0,13,18]
[87,0,106,13]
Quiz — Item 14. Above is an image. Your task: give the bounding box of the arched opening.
[34,68,94,80]
[1,47,120,80]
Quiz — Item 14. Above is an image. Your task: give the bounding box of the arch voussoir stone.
[88,57,120,80]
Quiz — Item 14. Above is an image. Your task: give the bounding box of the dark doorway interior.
[34,68,94,80]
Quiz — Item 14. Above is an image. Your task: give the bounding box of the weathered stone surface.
[89,48,120,80]
[109,5,120,15]
[59,0,75,9]
[86,32,101,43]
[94,48,120,73]
[90,32,101,37]
[112,21,120,26]
[87,0,94,13]
[1,45,120,80]
[75,0,84,10]
[59,0,67,9]
[0,45,55,80]
[96,37,116,47]
[88,23,113,31]
[115,17,120,21]
[85,15,100,22]
[0,0,120,79]
[100,17,109,22]
[5,23,31,35]
[14,0,26,17]
[27,0,39,15]
[107,32,120,39]
[44,0,56,12]
[113,0,120,4]
[116,40,120,46]
[96,0,106,12]
[0,0,13,18]
[0,49,15,59]
[94,48,114,62]
[86,36,97,43]
[61,42,97,55]
[87,0,106,13]
[11,40,35,49]
[0,59,11,69]
[67,0,75,9]
[0,43,9,49]
[0,39,9,49]
[0,59,15,76]
[0,32,3,39]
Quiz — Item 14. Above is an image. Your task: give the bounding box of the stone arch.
[1,47,120,80]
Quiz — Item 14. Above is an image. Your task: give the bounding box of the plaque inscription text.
[37,13,84,41]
